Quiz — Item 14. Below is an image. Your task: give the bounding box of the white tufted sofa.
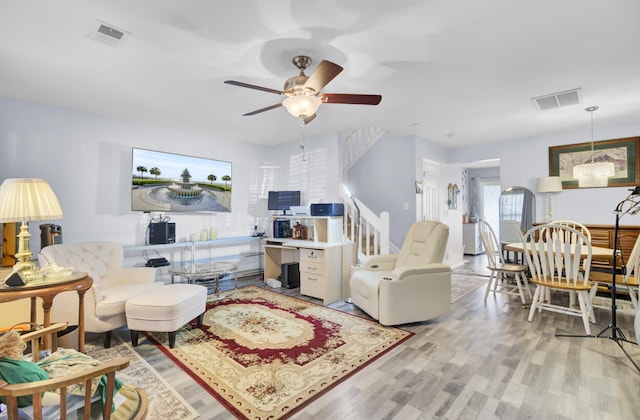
[39,241,163,347]
[350,220,451,326]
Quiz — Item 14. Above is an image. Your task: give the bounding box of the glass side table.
[168,261,238,295]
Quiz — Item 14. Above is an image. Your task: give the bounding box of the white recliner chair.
[39,241,163,347]
[350,220,451,326]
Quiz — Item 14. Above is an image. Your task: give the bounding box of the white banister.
[340,190,390,262]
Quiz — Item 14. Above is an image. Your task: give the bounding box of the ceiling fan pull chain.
[299,118,306,162]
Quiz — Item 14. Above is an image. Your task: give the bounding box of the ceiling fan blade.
[242,103,283,116]
[224,80,283,95]
[321,93,382,105]
[303,113,316,125]
[304,60,343,93]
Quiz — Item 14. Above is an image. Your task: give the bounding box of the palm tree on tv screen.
[208,174,217,185]
[222,175,231,187]
[150,167,161,180]
[136,165,147,179]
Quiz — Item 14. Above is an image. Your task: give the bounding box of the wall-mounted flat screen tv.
[131,148,232,212]
[268,190,301,215]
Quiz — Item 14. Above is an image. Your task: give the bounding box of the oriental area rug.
[450,273,488,303]
[84,334,199,419]
[145,286,413,419]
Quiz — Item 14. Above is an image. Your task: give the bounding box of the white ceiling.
[1,0,640,148]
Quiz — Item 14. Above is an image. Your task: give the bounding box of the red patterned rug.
[146,286,413,419]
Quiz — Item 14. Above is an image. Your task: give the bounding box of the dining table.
[503,242,616,261]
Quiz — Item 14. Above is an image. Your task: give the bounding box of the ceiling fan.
[224,55,382,124]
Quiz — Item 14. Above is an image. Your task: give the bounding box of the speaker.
[310,203,344,216]
[149,222,176,244]
[40,224,63,249]
[281,262,300,289]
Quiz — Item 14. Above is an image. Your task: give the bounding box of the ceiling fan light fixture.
[283,95,321,118]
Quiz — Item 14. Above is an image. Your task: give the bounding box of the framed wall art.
[548,137,640,189]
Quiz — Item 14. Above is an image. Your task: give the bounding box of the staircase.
[339,126,391,263]
[340,190,390,264]
[340,127,385,173]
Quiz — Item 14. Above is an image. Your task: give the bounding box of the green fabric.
[0,357,49,407]
[99,374,124,413]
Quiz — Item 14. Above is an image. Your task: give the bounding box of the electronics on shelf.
[289,205,310,215]
[310,203,344,216]
[145,257,170,267]
[267,190,301,215]
[148,222,176,244]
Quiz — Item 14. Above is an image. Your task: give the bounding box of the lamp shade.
[283,95,322,118]
[0,178,64,222]
[537,176,563,193]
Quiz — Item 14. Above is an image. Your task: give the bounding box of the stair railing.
[340,190,390,263]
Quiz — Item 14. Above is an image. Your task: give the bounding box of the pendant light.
[572,106,615,188]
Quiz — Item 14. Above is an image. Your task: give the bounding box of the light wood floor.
[108,256,640,419]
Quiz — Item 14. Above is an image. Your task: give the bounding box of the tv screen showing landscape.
[131,148,232,212]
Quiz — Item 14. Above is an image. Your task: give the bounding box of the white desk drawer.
[299,260,324,274]
[300,272,325,299]
[300,248,324,261]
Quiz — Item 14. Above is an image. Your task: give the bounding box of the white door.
[479,178,501,236]
[420,159,440,221]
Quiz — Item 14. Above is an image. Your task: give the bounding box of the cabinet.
[584,224,640,270]
[463,223,484,255]
[263,215,352,304]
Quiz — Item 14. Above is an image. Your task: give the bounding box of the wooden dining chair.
[589,233,640,316]
[479,221,531,304]
[545,220,592,306]
[541,220,591,243]
[523,224,598,334]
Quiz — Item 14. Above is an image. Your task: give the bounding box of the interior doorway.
[419,159,440,221]
[479,178,501,236]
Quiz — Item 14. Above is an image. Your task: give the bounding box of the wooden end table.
[0,270,93,352]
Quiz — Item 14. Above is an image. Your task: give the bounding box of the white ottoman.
[125,284,207,348]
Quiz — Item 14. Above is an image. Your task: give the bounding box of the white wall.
[3,94,640,268]
[0,97,342,250]
[347,132,418,247]
[440,163,465,268]
[448,123,640,226]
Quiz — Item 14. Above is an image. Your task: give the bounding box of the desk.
[0,271,93,352]
[263,239,352,304]
[168,261,238,295]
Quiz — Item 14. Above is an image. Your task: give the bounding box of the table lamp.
[536,176,563,222]
[0,178,64,281]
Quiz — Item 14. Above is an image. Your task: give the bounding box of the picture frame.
[548,137,640,189]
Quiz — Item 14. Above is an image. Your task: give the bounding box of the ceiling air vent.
[87,19,130,48]
[531,88,582,111]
